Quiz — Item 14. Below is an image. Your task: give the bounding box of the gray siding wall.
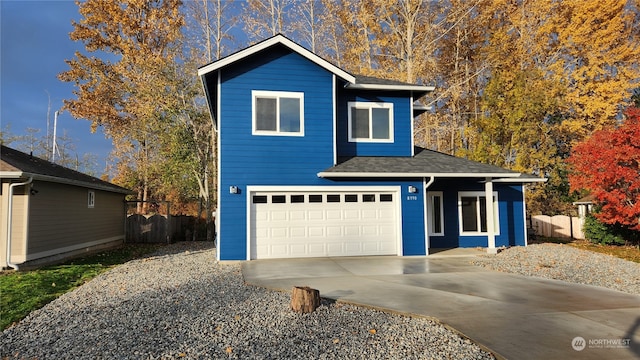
[27,181,125,257]
[1,180,29,265]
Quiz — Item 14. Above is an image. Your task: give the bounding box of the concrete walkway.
[242,256,640,360]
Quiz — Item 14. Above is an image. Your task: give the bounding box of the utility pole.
[52,110,59,162]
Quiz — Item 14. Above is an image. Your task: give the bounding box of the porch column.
[485,177,497,254]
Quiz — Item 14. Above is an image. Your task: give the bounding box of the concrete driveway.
[242,256,640,360]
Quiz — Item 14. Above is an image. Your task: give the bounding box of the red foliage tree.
[568,107,640,230]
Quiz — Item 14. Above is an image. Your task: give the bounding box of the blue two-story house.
[198,34,544,261]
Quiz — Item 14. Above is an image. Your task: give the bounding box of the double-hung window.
[253,90,304,136]
[348,101,393,142]
[458,191,499,235]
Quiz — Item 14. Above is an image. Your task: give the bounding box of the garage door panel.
[290,227,306,237]
[344,226,360,236]
[255,211,269,221]
[271,228,288,237]
[344,209,360,219]
[308,243,326,254]
[308,210,324,220]
[362,225,378,235]
[251,190,398,259]
[363,242,379,252]
[270,244,289,257]
[308,227,325,237]
[326,210,342,220]
[379,209,395,218]
[326,226,342,236]
[379,225,395,235]
[362,209,378,219]
[379,242,396,252]
[271,210,288,221]
[327,243,344,254]
[290,244,307,256]
[290,210,306,221]
[345,242,362,253]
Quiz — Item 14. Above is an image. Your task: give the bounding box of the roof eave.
[345,83,435,92]
[491,177,548,183]
[2,171,133,194]
[0,171,24,179]
[317,172,522,178]
[197,34,356,83]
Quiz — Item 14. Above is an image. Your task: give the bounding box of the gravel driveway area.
[472,243,640,295]
[1,242,494,360]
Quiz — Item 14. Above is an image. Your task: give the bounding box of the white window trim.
[457,191,499,236]
[347,101,394,143]
[88,190,95,208]
[427,191,444,236]
[252,90,304,136]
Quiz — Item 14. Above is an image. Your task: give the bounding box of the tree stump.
[290,286,320,313]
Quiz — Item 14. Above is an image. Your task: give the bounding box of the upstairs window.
[253,90,304,136]
[348,101,393,142]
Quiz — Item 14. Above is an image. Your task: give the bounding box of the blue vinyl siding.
[219,179,427,260]
[205,42,528,260]
[219,48,335,183]
[427,180,526,248]
[399,180,427,255]
[336,89,413,157]
[216,47,337,259]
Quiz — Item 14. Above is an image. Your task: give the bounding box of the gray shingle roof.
[319,147,522,178]
[1,145,132,194]
[354,75,420,87]
[347,74,434,94]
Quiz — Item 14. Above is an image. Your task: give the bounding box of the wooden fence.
[530,215,584,240]
[125,214,209,243]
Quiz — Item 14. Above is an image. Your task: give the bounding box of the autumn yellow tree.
[421,0,488,154]
[547,0,640,141]
[241,0,295,42]
[59,0,185,212]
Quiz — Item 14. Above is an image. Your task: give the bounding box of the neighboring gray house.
[1,145,132,269]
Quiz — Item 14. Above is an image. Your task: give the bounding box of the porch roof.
[318,147,542,180]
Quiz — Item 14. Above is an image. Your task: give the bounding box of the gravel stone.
[473,243,640,295]
[2,242,494,360]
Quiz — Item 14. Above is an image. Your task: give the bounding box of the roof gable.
[0,145,131,194]
[198,34,355,83]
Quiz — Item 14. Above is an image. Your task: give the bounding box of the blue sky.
[1,0,113,170]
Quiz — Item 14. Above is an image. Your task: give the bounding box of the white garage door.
[249,190,399,259]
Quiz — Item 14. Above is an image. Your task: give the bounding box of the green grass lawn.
[0,243,163,330]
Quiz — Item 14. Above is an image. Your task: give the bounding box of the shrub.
[583,214,639,246]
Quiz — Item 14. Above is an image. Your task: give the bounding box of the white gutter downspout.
[6,177,33,270]
[424,176,435,255]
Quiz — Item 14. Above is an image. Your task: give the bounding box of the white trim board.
[318,172,522,178]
